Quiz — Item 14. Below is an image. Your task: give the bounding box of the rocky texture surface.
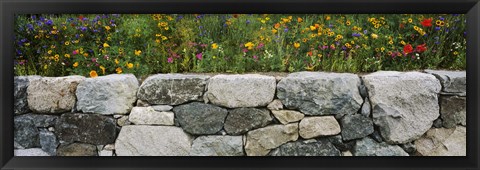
[39,129,59,156]
[440,96,466,128]
[14,113,58,128]
[271,110,304,125]
[340,114,374,141]
[137,74,209,105]
[224,108,272,135]
[115,125,193,156]
[360,98,371,117]
[76,74,138,115]
[14,116,40,148]
[245,124,299,156]
[269,139,341,156]
[27,76,85,114]
[299,116,341,139]
[363,71,441,144]
[190,136,244,156]
[327,135,355,151]
[277,72,363,116]
[414,126,466,156]
[14,76,40,114]
[353,137,409,156]
[424,70,466,94]
[152,105,173,112]
[57,143,98,156]
[174,102,228,135]
[128,107,174,125]
[14,148,50,156]
[204,74,276,108]
[267,99,284,111]
[55,113,117,145]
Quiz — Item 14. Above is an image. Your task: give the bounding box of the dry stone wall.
[13,71,466,156]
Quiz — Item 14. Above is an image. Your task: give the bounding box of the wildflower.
[274,23,281,29]
[272,29,278,33]
[403,44,414,54]
[103,43,110,48]
[73,62,79,67]
[65,54,70,58]
[256,43,264,49]
[253,55,258,60]
[100,66,106,74]
[310,26,316,31]
[167,57,174,63]
[43,64,48,70]
[196,53,203,60]
[104,26,111,31]
[73,50,79,55]
[388,41,394,45]
[415,44,427,53]
[127,63,134,69]
[47,50,52,55]
[211,43,218,49]
[135,50,142,56]
[244,42,255,50]
[408,18,413,23]
[116,67,123,74]
[421,18,433,27]
[65,41,70,46]
[302,38,308,43]
[400,40,406,45]
[284,28,289,32]
[371,33,378,39]
[294,42,300,48]
[381,47,385,52]
[453,51,459,55]
[352,33,361,37]
[83,53,89,57]
[325,15,331,20]
[346,21,351,26]
[90,70,98,78]
[297,17,303,23]
[242,48,249,53]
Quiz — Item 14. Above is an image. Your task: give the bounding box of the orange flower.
[274,23,280,29]
[297,17,303,23]
[116,67,123,74]
[89,70,98,78]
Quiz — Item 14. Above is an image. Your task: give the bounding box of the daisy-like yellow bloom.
[116,67,123,74]
[73,62,79,68]
[453,51,459,55]
[310,26,316,31]
[293,42,300,48]
[135,50,142,56]
[161,36,168,41]
[64,54,70,58]
[272,29,278,34]
[371,33,378,39]
[65,41,70,46]
[302,38,308,43]
[400,40,406,45]
[100,66,106,74]
[408,18,413,23]
[388,41,394,45]
[103,43,110,48]
[115,59,119,65]
[43,64,48,70]
[105,26,111,31]
[47,50,53,54]
[90,70,98,78]
[381,47,385,52]
[127,63,134,69]
[244,42,255,50]
[211,43,218,49]
[346,21,351,26]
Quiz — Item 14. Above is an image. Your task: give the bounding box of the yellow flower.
[408,18,413,23]
[293,42,300,48]
[272,29,278,34]
[325,15,331,20]
[73,62,79,67]
[302,38,308,43]
[127,63,134,69]
[116,67,123,74]
[105,26,111,31]
[158,22,168,27]
[381,47,385,52]
[47,50,52,54]
[115,59,119,65]
[400,40,406,45]
[388,41,394,45]
[310,34,316,38]
[336,35,343,39]
[453,51,459,55]
[213,56,217,59]
[64,54,70,58]
[161,36,168,41]
[103,43,110,48]
[100,66,106,74]
[135,50,142,56]
[211,43,218,49]
[43,64,48,70]
[89,70,98,78]
[244,42,255,50]
[297,17,303,23]
[83,53,89,57]
[65,41,70,46]
[371,33,378,39]
[346,21,351,26]
[310,26,316,31]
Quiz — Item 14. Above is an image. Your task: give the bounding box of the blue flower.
[46,20,53,26]
[435,27,441,31]
[246,20,250,24]
[352,33,361,37]
[284,28,288,32]
[363,30,368,34]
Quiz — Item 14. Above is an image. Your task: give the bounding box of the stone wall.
[13,70,466,156]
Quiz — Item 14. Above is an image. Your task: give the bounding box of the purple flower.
[435,27,441,31]
[81,26,87,32]
[253,55,258,60]
[439,16,445,21]
[167,57,173,63]
[242,48,248,53]
[26,24,34,31]
[363,30,368,34]
[284,28,288,32]
[256,43,264,49]
[91,58,97,63]
[196,53,203,60]
[46,20,53,26]
[246,20,251,24]
[20,38,27,43]
[352,33,361,37]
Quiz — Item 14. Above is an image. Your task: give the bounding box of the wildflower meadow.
[14,14,466,77]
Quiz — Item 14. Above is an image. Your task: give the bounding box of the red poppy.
[421,18,432,27]
[78,15,84,21]
[415,44,428,53]
[399,23,404,29]
[403,44,414,54]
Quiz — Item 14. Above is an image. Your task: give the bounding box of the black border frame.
[1,0,479,170]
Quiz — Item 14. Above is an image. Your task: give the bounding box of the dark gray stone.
[173,102,228,135]
[340,114,374,141]
[359,84,368,99]
[14,76,40,115]
[327,135,355,151]
[424,70,466,94]
[433,118,443,128]
[370,130,384,143]
[224,108,272,135]
[360,98,371,117]
[440,95,466,128]
[269,139,341,156]
[15,113,58,128]
[39,128,59,156]
[277,72,363,116]
[14,116,40,148]
[353,137,409,156]
[55,113,117,145]
[137,74,210,105]
[56,143,98,156]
